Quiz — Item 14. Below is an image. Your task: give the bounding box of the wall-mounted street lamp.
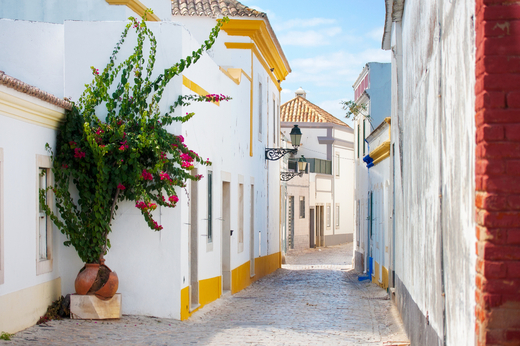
[281,156,307,181]
[265,125,302,161]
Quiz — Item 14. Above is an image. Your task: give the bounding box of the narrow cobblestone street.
[1,243,408,345]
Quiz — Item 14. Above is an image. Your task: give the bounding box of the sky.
[239,0,391,125]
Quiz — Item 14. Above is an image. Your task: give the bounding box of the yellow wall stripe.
[0,90,66,129]
[180,252,281,320]
[369,140,391,166]
[222,19,289,83]
[0,278,61,333]
[105,0,161,21]
[224,42,281,92]
[231,252,281,294]
[219,67,252,85]
[182,75,219,106]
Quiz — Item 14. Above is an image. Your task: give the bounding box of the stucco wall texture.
[391,1,476,345]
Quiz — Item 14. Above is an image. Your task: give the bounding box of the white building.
[0,0,290,333]
[363,118,392,289]
[280,89,355,251]
[351,63,391,273]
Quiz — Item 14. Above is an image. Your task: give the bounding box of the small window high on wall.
[299,196,305,218]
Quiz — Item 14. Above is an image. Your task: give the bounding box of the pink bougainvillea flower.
[177,135,184,143]
[117,184,125,190]
[181,161,193,169]
[169,195,179,203]
[141,169,153,181]
[159,172,172,181]
[74,148,86,159]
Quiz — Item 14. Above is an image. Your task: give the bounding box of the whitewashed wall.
[0,14,282,320]
[0,0,172,23]
[0,87,64,332]
[391,0,476,344]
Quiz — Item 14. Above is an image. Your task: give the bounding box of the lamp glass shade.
[298,155,307,172]
[290,125,302,147]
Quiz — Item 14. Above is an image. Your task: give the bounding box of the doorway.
[222,181,231,292]
[310,208,315,248]
[288,196,294,249]
[315,206,325,247]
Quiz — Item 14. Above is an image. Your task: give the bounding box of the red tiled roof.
[0,71,72,110]
[172,0,266,18]
[281,96,350,128]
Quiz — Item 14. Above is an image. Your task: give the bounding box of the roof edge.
[0,71,72,110]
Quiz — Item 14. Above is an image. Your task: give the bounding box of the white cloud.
[273,18,337,31]
[279,26,342,47]
[284,49,391,91]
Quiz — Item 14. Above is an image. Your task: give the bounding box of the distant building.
[351,63,391,275]
[280,88,355,252]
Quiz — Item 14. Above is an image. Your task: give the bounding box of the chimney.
[295,87,306,99]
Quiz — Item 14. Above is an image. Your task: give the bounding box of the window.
[0,148,3,284]
[335,153,340,176]
[299,196,305,218]
[335,204,340,228]
[357,124,360,158]
[363,120,366,156]
[207,171,213,244]
[326,204,331,228]
[238,183,244,253]
[37,155,53,275]
[307,158,332,174]
[258,81,263,140]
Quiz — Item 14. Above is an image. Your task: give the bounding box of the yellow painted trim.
[181,253,280,321]
[0,90,66,129]
[222,19,289,83]
[219,67,251,85]
[250,49,254,157]
[105,0,160,21]
[224,42,282,92]
[382,266,389,289]
[0,277,61,333]
[231,252,281,295]
[369,140,391,166]
[180,275,221,321]
[372,261,380,284]
[199,275,222,307]
[180,286,190,321]
[182,75,219,106]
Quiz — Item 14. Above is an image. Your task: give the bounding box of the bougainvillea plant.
[40,12,230,264]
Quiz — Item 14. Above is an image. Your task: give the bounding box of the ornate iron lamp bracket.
[280,171,304,181]
[265,148,297,161]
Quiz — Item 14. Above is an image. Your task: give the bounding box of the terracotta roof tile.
[172,0,266,18]
[281,96,350,128]
[0,71,72,110]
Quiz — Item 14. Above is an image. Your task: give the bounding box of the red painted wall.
[475,0,520,344]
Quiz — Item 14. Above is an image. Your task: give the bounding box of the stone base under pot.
[70,294,122,320]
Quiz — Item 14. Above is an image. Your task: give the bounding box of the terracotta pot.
[74,262,119,300]
[75,263,100,295]
[95,271,119,300]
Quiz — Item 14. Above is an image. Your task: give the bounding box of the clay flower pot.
[74,261,119,300]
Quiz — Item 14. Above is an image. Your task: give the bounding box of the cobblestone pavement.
[2,243,409,346]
